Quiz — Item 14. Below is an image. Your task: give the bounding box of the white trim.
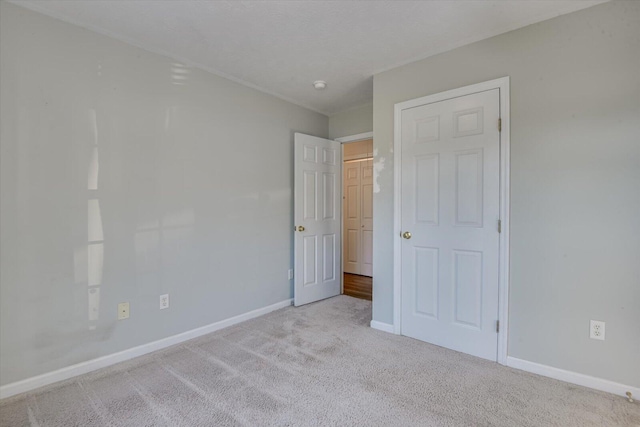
[507,357,639,398]
[0,299,293,400]
[335,131,374,143]
[496,78,511,365]
[393,98,403,336]
[370,320,395,334]
[392,77,511,364]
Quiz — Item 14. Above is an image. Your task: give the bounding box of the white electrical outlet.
[288,269,294,280]
[590,320,605,340]
[118,302,130,320]
[160,294,169,310]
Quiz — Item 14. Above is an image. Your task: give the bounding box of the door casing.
[392,77,510,365]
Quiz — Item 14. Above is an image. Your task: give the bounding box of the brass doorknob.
[297,226,305,232]
[402,231,412,239]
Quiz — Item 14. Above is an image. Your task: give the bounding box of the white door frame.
[335,131,374,294]
[393,77,510,365]
[335,131,374,144]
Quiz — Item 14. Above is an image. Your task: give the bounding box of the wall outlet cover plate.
[118,302,130,320]
[590,320,605,340]
[160,294,169,310]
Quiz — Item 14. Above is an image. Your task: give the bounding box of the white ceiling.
[13,0,605,116]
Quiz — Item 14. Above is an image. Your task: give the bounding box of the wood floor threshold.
[343,273,372,301]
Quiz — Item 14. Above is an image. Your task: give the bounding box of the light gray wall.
[0,2,327,385]
[328,103,373,140]
[373,1,639,387]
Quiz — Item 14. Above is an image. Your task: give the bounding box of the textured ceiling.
[12,0,605,115]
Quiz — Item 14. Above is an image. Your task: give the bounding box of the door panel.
[415,154,439,225]
[343,162,361,274]
[360,159,374,276]
[414,246,439,318]
[303,171,316,220]
[452,250,483,328]
[294,133,341,306]
[323,172,336,220]
[454,149,483,227]
[323,234,336,282]
[361,230,373,271]
[303,235,317,286]
[400,89,500,361]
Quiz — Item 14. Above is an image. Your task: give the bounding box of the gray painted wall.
[0,2,327,385]
[328,103,373,139]
[373,1,639,387]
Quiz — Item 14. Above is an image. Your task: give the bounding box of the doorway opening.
[338,134,374,301]
[292,131,374,307]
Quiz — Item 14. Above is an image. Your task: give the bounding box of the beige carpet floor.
[1,296,638,426]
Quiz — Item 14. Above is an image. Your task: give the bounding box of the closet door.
[343,161,361,274]
[399,89,500,360]
[343,158,374,277]
[360,159,373,276]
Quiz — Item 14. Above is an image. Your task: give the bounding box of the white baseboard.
[370,320,395,334]
[507,356,639,398]
[0,299,293,400]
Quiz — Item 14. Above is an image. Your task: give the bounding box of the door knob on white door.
[402,231,412,239]
[297,225,305,232]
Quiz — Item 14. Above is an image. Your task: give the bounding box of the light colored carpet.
[1,296,638,426]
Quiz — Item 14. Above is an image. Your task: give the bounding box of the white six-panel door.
[343,159,373,277]
[294,133,342,306]
[400,89,501,361]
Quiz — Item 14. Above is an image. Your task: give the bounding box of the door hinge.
[498,219,502,233]
[498,118,502,132]
[496,320,500,333]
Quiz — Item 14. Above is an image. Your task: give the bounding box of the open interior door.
[294,133,342,306]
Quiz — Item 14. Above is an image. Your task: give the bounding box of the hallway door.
[294,133,342,306]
